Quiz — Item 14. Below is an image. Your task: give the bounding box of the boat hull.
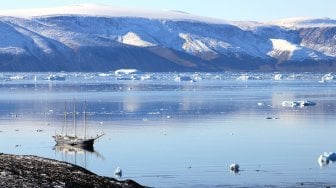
[53,136,95,150]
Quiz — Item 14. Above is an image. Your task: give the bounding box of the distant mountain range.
[0,4,336,72]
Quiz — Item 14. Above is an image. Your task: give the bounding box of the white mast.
[73,99,76,137]
[84,101,87,139]
[63,101,67,135]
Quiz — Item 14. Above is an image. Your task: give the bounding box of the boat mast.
[73,99,76,137]
[84,101,87,139]
[63,101,67,135]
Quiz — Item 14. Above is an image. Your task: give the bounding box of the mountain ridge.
[0,4,336,72]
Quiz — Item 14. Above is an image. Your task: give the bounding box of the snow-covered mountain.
[0,4,335,72]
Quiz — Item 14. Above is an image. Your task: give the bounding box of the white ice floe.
[114,69,141,76]
[9,75,26,80]
[140,74,156,81]
[257,102,264,106]
[318,152,336,167]
[274,73,283,81]
[319,73,334,83]
[98,73,111,77]
[281,100,316,107]
[229,163,240,173]
[46,74,66,81]
[174,75,195,82]
[236,75,250,81]
[114,167,122,177]
[318,154,329,166]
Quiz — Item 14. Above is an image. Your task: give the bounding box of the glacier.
[0,4,336,72]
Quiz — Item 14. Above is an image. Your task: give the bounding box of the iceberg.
[318,152,336,167]
[114,69,141,76]
[45,74,66,81]
[140,74,156,81]
[281,100,316,107]
[274,74,283,80]
[236,75,250,81]
[174,75,195,82]
[319,73,334,83]
[9,75,26,81]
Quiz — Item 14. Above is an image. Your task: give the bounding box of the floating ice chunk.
[319,73,334,83]
[114,167,122,177]
[318,152,336,166]
[236,75,250,81]
[140,74,156,81]
[115,69,141,75]
[274,74,283,80]
[282,100,316,107]
[10,75,26,80]
[325,152,336,162]
[46,74,66,81]
[98,73,111,77]
[318,154,329,166]
[174,75,194,82]
[229,163,239,173]
[192,73,203,81]
[299,100,316,107]
[116,74,140,81]
[257,102,264,106]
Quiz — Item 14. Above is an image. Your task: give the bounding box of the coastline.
[0,153,145,188]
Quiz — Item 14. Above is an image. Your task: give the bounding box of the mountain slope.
[0,4,335,72]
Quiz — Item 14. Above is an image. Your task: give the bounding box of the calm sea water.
[0,72,336,187]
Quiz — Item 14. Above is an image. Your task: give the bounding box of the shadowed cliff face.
[0,16,336,72]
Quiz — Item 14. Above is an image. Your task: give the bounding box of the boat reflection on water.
[53,144,104,168]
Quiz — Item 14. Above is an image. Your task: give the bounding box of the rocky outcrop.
[0,153,144,188]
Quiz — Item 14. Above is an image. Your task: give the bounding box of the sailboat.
[53,101,104,150]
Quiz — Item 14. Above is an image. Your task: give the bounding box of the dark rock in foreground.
[0,153,144,188]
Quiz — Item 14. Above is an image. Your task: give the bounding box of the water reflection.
[53,144,104,168]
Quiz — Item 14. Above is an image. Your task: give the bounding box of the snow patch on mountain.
[119,32,155,47]
[179,33,215,54]
[268,39,329,61]
[269,17,336,28]
[0,47,27,55]
[270,39,298,52]
[0,4,230,25]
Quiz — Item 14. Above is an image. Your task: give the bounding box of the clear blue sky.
[0,0,335,21]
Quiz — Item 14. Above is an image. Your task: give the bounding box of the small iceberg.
[274,74,283,81]
[114,69,141,76]
[281,100,316,107]
[46,74,66,81]
[114,167,122,178]
[140,74,156,81]
[236,75,250,81]
[192,73,203,81]
[257,102,264,106]
[174,75,195,82]
[319,73,334,83]
[98,73,111,77]
[318,152,336,167]
[229,163,240,173]
[9,75,26,81]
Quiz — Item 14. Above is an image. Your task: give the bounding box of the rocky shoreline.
[0,153,145,188]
